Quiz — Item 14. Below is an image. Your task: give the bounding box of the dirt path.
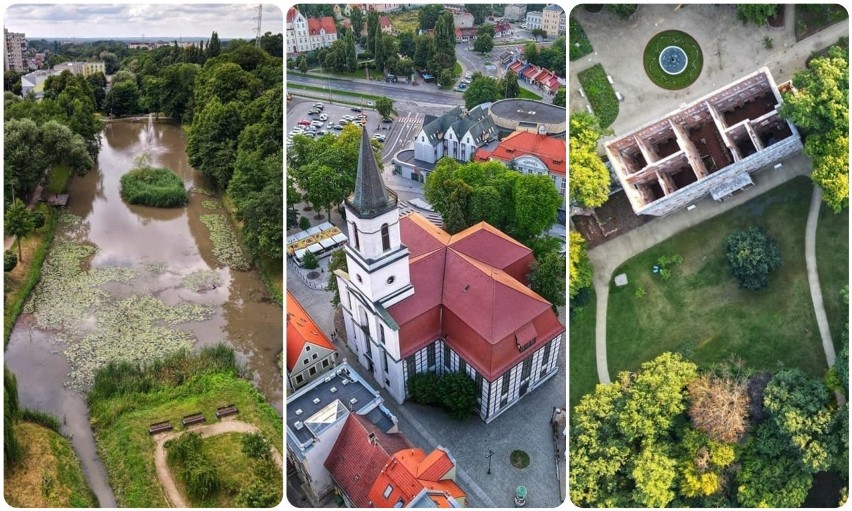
[152,419,283,508]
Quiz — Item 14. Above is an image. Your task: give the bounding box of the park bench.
[216,404,239,419]
[182,413,206,427]
[148,421,173,435]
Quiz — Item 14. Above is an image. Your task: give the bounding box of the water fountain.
[659,46,688,75]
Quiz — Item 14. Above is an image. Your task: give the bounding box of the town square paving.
[569,4,849,137]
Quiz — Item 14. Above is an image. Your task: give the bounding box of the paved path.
[589,153,812,383]
[805,187,836,368]
[153,419,283,508]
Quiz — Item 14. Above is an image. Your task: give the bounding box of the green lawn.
[577,63,619,127]
[643,30,703,90]
[606,177,827,378]
[569,17,593,61]
[569,288,598,411]
[816,203,849,348]
[88,350,283,508]
[167,432,282,507]
[518,88,543,100]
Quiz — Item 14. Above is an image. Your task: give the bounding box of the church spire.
[346,128,396,219]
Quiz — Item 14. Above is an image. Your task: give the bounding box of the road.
[287,74,464,108]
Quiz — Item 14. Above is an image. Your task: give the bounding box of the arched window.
[381,224,390,251]
[351,222,360,250]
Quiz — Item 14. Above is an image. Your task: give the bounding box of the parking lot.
[286,99,390,147]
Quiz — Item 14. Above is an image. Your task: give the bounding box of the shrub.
[763,36,774,49]
[299,216,311,231]
[407,372,441,406]
[438,372,477,420]
[182,454,220,500]
[634,285,646,298]
[736,4,778,26]
[30,210,45,230]
[725,227,782,290]
[569,17,594,61]
[241,432,271,460]
[4,250,17,272]
[119,167,188,207]
[166,431,203,464]
[301,250,319,270]
[236,479,281,507]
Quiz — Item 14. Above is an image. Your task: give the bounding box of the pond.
[5,120,283,506]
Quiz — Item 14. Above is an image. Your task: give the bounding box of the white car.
[372,134,385,142]
[319,114,328,121]
[327,122,335,128]
[343,115,355,121]
[311,120,323,127]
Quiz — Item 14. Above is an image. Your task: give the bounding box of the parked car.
[381,117,393,123]
[350,107,362,112]
[465,72,473,79]
[313,103,324,110]
[339,119,350,125]
[372,134,385,142]
[331,124,344,130]
[343,115,354,121]
[311,120,323,127]
[319,114,328,121]
[308,109,320,115]
[317,130,328,136]
[327,122,335,128]
[297,120,311,126]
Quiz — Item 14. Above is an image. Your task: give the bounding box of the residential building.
[493,20,513,38]
[53,61,105,77]
[525,10,542,30]
[336,130,565,423]
[454,27,478,43]
[287,7,338,54]
[541,4,566,36]
[504,4,528,22]
[453,11,474,28]
[412,105,498,165]
[287,292,338,392]
[20,69,50,96]
[326,415,465,507]
[475,130,566,199]
[286,362,399,505]
[4,28,27,72]
[605,67,802,216]
[380,15,394,34]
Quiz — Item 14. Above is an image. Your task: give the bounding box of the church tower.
[335,129,413,403]
[342,129,413,307]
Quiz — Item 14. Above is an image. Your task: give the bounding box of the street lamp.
[486,449,495,475]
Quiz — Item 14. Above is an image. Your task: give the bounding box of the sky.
[4,3,284,39]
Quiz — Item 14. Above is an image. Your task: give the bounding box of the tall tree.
[375,96,393,119]
[473,34,494,55]
[569,113,611,208]
[418,4,444,30]
[344,28,357,72]
[528,250,566,311]
[433,11,457,65]
[4,199,34,261]
[462,75,500,109]
[497,69,519,98]
[186,98,244,189]
[553,87,566,107]
[736,4,778,25]
[207,31,221,59]
[104,80,140,117]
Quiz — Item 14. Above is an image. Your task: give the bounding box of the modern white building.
[336,130,564,423]
[413,105,499,165]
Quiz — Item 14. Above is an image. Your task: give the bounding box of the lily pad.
[199,214,250,271]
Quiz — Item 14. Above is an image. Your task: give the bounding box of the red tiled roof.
[386,214,564,379]
[325,415,413,508]
[477,131,566,175]
[417,449,454,480]
[287,7,298,22]
[286,292,335,371]
[523,66,540,79]
[545,76,560,88]
[307,16,337,35]
[509,60,524,72]
[380,15,391,26]
[368,447,464,507]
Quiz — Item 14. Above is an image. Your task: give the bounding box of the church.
[334,129,564,423]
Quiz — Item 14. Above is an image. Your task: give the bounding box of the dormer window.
[383,484,393,498]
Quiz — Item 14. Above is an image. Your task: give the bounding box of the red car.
[297,119,311,126]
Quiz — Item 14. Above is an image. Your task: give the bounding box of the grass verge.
[643,30,703,90]
[606,177,827,378]
[815,203,849,349]
[3,421,98,507]
[287,82,385,102]
[577,63,619,128]
[88,346,283,508]
[569,288,597,411]
[4,204,56,347]
[518,88,543,100]
[569,17,594,61]
[45,166,72,195]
